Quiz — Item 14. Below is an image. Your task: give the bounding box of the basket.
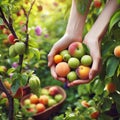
[20,86,66,120]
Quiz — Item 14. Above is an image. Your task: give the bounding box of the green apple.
[68,42,85,59]
[68,57,80,69]
[81,55,92,66]
[9,45,17,57]
[14,42,25,55]
[67,71,78,82]
[48,99,57,107]
[63,53,71,62]
[54,94,63,102]
[24,99,31,106]
[60,50,69,57]
[41,88,49,95]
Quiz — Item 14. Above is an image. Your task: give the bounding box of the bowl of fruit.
[20,86,66,120]
[54,42,93,83]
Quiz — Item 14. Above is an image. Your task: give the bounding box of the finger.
[67,79,90,87]
[89,57,102,80]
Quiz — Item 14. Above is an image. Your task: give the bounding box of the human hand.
[48,34,82,83]
[68,35,102,87]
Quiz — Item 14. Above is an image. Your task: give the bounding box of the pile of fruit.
[54,42,93,82]
[22,86,64,114]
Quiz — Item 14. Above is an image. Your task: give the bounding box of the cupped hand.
[68,35,102,87]
[48,34,82,83]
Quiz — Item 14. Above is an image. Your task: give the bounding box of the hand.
[48,34,82,83]
[68,35,102,87]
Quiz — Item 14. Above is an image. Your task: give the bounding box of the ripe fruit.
[48,99,57,107]
[68,42,85,59]
[1,92,7,98]
[30,94,39,104]
[54,94,63,102]
[114,45,120,57]
[55,62,70,77]
[8,33,15,44]
[67,71,78,82]
[76,65,90,79]
[14,42,25,55]
[68,57,80,69]
[39,95,48,105]
[81,100,90,108]
[35,26,42,36]
[54,54,63,64]
[90,111,100,119]
[9,45,17,57]
[106,82,116,93]
[81,55,92,66]
[36,103,46,113]
[24,99,31,106]
[48,86,59,96]
[93,0,102,8]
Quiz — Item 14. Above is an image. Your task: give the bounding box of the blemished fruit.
[39,95,48,105]
[106,82,116,93]
[8,33,15,44]
[68,57,80,69]
[81,100,90,108]
[67,71,78,82]
[68,42,85,59]
[90,111,100,119]
[54,94,63,102]
[36,103,46,113]
[93,0,102,8]
[14,42,25,55]
[30,94,39,104]
[9,45,17,57]
[114,45,120,57]
[55,62,70,77]
[81,55,92,66]
[54,54,63,64]
[48,86,59,96]
[48,99,57,107]
[76,65,90,79]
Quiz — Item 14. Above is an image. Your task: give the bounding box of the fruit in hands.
[54,94,63,102]
[63,53,71,62]
[67,71,78,82]
[36,103,46,113]
[68,42,85,59]
[93,0,102,8]
[49,86,59,96]
[48,99,57,107]
[106,82,116,93]
[68,57,80,69]
[114,45,120,57]
[14,42,25,55]
[76,65,90,79]
[55,62,70,77]
[9,45,17,57]
[39,95,48,105]
[8,33,15,44]
[81,55,92,66]
[60,50,69,57]
[54,54,63,64]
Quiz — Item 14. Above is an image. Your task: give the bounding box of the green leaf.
[7,68,15,74]
[106,57,119,77]
[0,18,4,25]
[109,10,120,32]
[111,92,120,105]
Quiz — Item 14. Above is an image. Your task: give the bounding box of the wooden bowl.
[20,86,66,120]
